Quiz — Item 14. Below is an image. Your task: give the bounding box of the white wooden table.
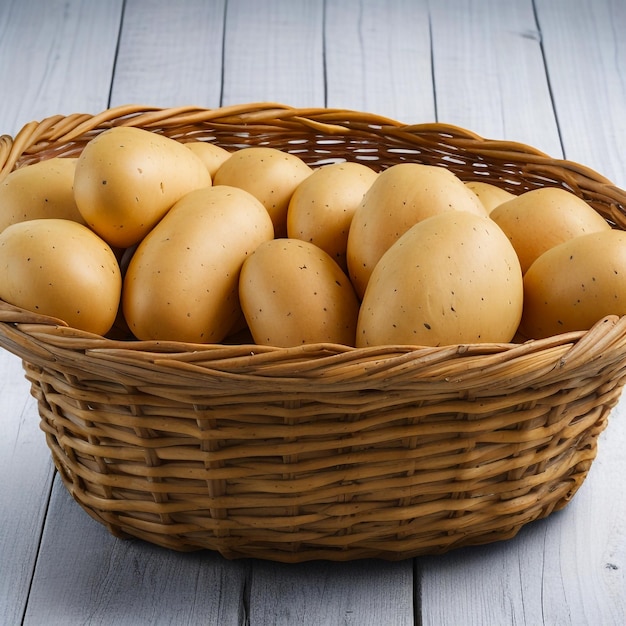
[1,1,625,624]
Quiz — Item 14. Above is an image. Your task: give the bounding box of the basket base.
[50,449,593,563]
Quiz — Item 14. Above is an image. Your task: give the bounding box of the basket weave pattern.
[2,103,626,562]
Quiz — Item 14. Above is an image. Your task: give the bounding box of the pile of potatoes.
[0,125,624,348]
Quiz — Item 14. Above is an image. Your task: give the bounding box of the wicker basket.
[2,103,626,563]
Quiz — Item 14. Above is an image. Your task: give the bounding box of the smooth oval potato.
[122,185,274,343]
[0,158,84,233]
[213,147,313,238]
[0,218,121,334]
[346,163,488,298]
[356,211,523,347]
[287,161,378,271]
[490,187,610,274]
[239,238,360,347]
[74,126,212,248]
[520,229,626,339]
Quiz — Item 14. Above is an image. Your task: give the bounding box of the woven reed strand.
[2,103,626,562]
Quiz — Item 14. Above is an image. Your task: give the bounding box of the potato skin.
[214,147,312,238]
[520,230,626,339]
[74,127,212,248]
[346,163,487,299]
[0,218,121,335]
[122,185,274,343]
[287,161,378,272]
[239,238,360,347]
[0,158,84,234]
[490,187,610,274]
[356,211,523,347]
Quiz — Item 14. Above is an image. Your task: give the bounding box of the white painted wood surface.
[1,1,625,624]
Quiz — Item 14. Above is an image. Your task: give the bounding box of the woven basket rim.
[2,297,626,390]
[0,102,620,183]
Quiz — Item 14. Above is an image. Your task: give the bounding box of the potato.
[287,161,378,271]
[0,218,121,335]
[356,211,523,347]
[0,158,84,233]
[74,126,212,248]
[520,230,626,339]
[122,185,274,343]
[464,180,516,213]
[346,163,488,298]
[490,187,610,274]
[213,147,313,238]
[239,238,360,347]
[184,141,231,177]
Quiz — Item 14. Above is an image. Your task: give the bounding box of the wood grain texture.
[0,353,53,626]
[535,0,626,187]
[429,0,562,156]
[221,0,325,107]
[109,0,226,109]
[0,0,123,135]
[325,0,435,122]
[248,558,414,625]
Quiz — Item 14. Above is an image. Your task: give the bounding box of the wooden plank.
[324,0,435,122]
[418,0,626,623]
[0,353,54,626]
[219,4,416,623]
[0,0,123,136]
[429,0,562,156]
[529,4,626,622]
[535,0,626,187]
[0,2,123,624]
[109,0,226,109]
[248,559,414,626]
[221,0,325,107]
[23,478,249,626]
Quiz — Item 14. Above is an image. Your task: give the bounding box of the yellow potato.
[213,147,313,238]
[287,161,378,271]
[239,238,360,347]
[0,158,84,233]
[356,211,523,347]
[520,230,626,339]
[464,180,516,213]
[184,141,231,177]
[74,126,212,248]
[490,187,610,274]
[0,218,121,335]
[346,163,488,298]
[122,185,274,343]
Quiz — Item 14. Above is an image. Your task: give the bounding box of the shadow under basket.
[2,103,626,562]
